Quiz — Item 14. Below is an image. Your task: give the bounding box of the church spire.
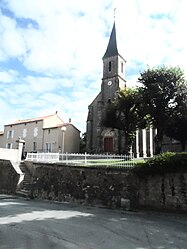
[103,22,118,59]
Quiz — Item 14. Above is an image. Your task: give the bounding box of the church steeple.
[102,21,126,93]
[103,22,118,59]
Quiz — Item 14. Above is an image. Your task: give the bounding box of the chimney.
[69,118,71,123]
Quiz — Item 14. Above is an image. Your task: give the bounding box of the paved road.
[0,195,186,249]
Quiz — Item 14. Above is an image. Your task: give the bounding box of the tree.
[138,65,187,154]
[165,116,187,151]
[102,88,146,154]
[165,83,187,151]
[80,132,87,153]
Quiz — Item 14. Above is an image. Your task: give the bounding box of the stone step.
[23,175,32,180]
[17,162,33,197]
[16,189,30,198]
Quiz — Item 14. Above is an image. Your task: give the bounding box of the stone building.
[86,22,127,154]
[0,113,80,154]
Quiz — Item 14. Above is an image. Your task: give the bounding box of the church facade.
[86,22,182,155]
[86,22,127,154]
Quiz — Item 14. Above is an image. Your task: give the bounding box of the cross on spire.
[114,8,116,20]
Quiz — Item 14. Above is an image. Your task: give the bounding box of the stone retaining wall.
[1,159,186,213]
[0,160,19,194]
[137,172,187,212]
[31,163,138,208]
[31,163,187,213]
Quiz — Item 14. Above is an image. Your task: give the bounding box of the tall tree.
[80,132,87,153]
[165,116,187,151]
[138,65,187,154]
[165,83,187,151]
[102,88,146,154]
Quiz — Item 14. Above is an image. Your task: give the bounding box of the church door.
[104,137,113,153]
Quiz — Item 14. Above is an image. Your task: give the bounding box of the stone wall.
[0,160,19,194]
[1,159,186,213]
[137,172,187,212]
[31,163,138,208]
[30,163,187,213]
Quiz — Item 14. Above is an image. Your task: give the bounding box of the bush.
[133,152,187,175]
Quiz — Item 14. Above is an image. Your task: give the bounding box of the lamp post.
[61,126,66,159]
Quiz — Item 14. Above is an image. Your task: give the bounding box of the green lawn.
[64,158,145,168]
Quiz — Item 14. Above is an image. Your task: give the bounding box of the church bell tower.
[101,22,126,103]
[86,21,126,153]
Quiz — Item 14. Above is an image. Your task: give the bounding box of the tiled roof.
[5,114,60,126]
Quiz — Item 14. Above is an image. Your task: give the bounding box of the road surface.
[0,195,186,249]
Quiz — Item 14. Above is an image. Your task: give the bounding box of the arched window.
[121,62,123,73]
[109,61,111,72]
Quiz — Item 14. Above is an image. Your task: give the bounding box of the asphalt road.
[0,195,186,249]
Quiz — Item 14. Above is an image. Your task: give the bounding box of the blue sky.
[0,0,186,133]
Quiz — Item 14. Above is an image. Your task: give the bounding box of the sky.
[0,0,187,134]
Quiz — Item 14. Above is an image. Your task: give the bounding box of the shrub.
[133,152,187,175]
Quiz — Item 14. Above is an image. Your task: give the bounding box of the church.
[86,22,127,154]
[86,22,181,155]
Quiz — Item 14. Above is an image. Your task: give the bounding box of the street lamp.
[61,126,66,158]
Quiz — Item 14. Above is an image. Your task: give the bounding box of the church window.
[121,62,123,73]
[109,61,111,72]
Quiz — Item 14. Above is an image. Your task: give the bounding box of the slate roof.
[103,22,118,59]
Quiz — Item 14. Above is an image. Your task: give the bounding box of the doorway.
[104,137,113,153]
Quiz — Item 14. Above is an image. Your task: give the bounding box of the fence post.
[66,152,68,165]
[84,152,87,164]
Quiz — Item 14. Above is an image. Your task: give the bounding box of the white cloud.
[0,69,18,83]
[0,12,26,61]
[0,0,187,133]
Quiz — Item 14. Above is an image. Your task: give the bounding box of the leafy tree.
[138,65,187,154]
[102,88,146,154]
[165,116,187,151]
[165,84,187,151]
[80,132,87,153]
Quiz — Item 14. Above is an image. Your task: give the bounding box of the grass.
[62,158,145,168]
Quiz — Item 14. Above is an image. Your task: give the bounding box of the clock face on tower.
[107,81,112,86]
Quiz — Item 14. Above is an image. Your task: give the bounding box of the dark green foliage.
[102,88,147,154]
[165,84,187,151]
[80,132,87,153]
[138,65,187,154]
[165,117,187,151]
[133,152,187,175]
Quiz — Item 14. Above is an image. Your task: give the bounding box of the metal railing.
[26,152,135,168]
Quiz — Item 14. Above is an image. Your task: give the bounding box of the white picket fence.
[26,152,135,168]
